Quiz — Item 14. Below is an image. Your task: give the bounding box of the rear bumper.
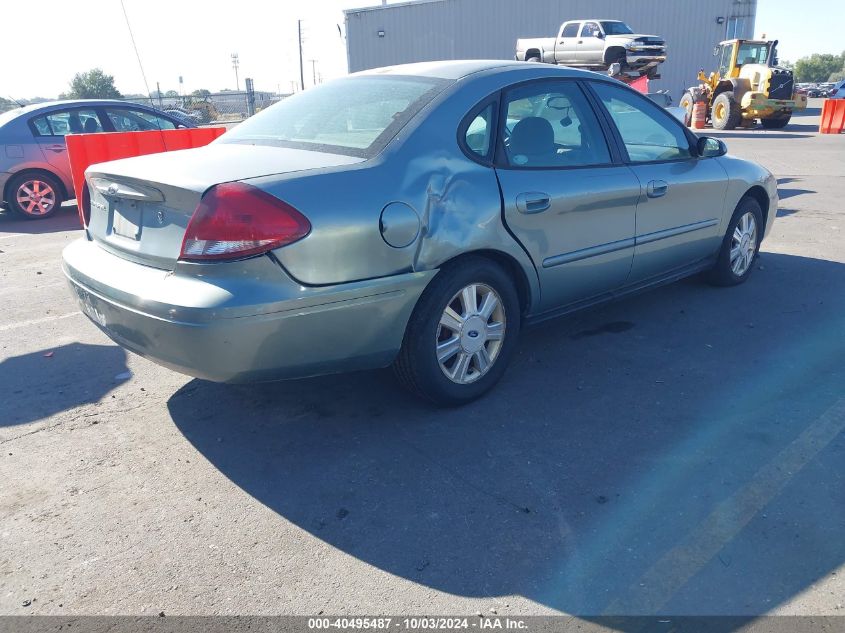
[62,238,435,382]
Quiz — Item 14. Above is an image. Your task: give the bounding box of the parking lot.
[1,100,843,617]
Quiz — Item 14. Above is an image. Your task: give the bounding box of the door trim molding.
[543,236,635,268]
[542,217,719,269]
[635,218,719,246]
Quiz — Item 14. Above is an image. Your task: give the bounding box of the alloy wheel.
[16,179,57,216]
[436,283,506,385]
[730,211,758,276]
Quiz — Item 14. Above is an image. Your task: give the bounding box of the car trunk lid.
[84,143,364,270]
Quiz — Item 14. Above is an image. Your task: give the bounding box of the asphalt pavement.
[1,101,843,619]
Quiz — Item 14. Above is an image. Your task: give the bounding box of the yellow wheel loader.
[679,39,807,130]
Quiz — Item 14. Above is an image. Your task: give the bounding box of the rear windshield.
[0,108,23,127]
[219,75,450,158]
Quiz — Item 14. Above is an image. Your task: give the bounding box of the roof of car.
[0,99,157,122]
[354,59,601,81]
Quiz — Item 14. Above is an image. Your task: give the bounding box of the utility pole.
[309,59,318,87]
[156,81,163,108]
[231,53,240,91]
[298,20,305,91]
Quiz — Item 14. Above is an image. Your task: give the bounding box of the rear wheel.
[708,197,763,286]
[526,55,541,63]
[679,90,696,126]
[761,114,791,129]
[7,171,64,219]
[393,257,521,406]
[711,91,742,130]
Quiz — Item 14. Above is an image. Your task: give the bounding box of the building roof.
[344,0,446,15]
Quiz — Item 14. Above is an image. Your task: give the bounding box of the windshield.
[737,42,771,66]
[601,21,634,35]
[219,75,449,157]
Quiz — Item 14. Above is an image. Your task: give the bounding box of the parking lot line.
[604,396,845,614]
[0,310,81,332]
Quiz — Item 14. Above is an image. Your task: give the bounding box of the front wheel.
[708,197,763,286]
[711,91,742,130]
[7,171,64,219]
[393,257,521,406]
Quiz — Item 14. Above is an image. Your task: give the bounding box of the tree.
[191,89,211,101]
[164,90,179,97]
[793,52,845,83]
[63,68,122,99]
[0,96,16,114]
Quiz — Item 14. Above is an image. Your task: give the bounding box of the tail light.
[78,184,91,227]
[180,182,310,261]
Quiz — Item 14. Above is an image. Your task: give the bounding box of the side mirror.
[713,46,721,56]
[596,32,604,39]
[698,136,727,157]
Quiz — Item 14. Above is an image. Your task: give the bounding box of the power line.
[120,0,153,99]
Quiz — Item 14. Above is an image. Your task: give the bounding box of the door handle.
[516,192,551,214]
[577,40,583,44]
[647,180,668,198]
[45,144,66,152]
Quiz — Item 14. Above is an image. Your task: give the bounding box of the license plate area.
[111,201,142,241]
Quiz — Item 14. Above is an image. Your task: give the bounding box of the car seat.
[83,118,100,133]
[508,117,556,166]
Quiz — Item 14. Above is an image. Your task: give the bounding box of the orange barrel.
[692,100,707,129]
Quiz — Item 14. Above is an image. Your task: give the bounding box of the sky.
[1,0,842,101]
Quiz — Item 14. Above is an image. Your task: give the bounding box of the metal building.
[345,0,758,99]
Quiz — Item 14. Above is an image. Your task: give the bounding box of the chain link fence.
[120,82,285,125]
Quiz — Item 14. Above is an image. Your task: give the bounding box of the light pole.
[309,59,318,87]
[231,53,240,91]
[298,20,305,91]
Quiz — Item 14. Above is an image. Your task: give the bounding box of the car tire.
[7,171,64,219]
[708,196,764,286]
[679,90,696,126]
[760,114,791,129]
[526,55,541,63]
[711,91,742,130]
[393,257,521,406]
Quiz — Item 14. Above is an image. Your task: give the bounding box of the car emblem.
[467,330,479,338]
[107,184,119,195]
[156,210,165,225]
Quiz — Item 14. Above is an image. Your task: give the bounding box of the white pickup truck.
[516,20,667,78]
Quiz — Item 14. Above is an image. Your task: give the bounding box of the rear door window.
[561,23,580,38]
[31,108,103,136]
[501,80,611,168]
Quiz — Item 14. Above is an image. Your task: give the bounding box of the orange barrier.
[66,127,226,223]
[819,99,845,134]
[627,75,649,94]
[692,101,707,129]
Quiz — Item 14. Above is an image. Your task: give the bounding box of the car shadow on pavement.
[0,343,128,427]
[168,253,845,619]
[0,203,81,234]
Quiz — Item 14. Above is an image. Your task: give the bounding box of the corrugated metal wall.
[345,0,757,99]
